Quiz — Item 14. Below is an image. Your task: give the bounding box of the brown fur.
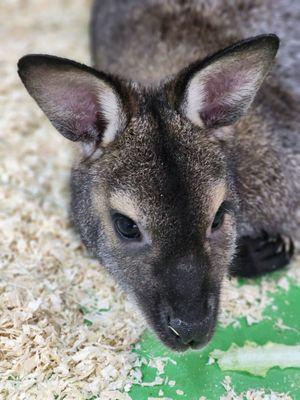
[91,1,300,241]
[18,0,299,351]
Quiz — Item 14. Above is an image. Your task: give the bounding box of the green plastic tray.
[129,279,300,399]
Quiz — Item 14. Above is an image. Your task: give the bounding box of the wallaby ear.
[175,34,279,129]
[18,55,127,151]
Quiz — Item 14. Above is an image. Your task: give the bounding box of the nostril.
[168,323,180,337]
[168,318,192,343]
[168,317,208,346]
[168,317,182,338]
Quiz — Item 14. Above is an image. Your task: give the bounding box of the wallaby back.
[91,0,300,95]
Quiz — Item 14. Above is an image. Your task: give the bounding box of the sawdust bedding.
[0,0,299,399]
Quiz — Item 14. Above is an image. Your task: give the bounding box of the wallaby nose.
[168,317,208,346]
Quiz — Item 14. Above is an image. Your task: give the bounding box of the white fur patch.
[184,76,205,127]
[110,191,141,223]
[95,79,125,146]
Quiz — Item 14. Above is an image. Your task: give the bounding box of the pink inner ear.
[200,62,256,127]
[51,79,107,140]
[205,64,254,103]
[200,103,232,128]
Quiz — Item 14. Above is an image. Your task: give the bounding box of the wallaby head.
[18,34,279,351]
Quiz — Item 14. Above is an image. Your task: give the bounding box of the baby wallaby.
[18,0,299,351]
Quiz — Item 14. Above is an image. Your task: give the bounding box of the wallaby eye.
[211,203,226,231]
[113,213,141,240]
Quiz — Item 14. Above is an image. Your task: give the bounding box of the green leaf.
[210,342,300,377]
[79,306,91,315]
[83,318,93,327]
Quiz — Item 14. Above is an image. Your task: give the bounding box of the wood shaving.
[220,376,293,400]
[1,0,300,399]
[0,1,146,398]
[274,318,298,333]
[148,398,173,400]
[220,258,300,328]
[140,377,164,387]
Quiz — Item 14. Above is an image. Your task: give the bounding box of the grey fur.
[18,0,299,351]
[90,0,300,239]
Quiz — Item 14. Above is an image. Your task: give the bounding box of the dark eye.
[211,203,226,231]
[113,213,141,240]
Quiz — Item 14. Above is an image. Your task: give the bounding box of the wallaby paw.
[230,232,294,278]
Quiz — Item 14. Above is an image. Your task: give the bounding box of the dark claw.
[230,232,294,278]
[288,237,295,258]
[256,236,282,258]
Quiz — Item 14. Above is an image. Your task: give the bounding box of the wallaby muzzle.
[136,255,220,351]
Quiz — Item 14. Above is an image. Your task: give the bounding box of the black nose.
[168,317,209,346]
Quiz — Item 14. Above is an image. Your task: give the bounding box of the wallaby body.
[91,0,300,92]
[91,0,300,242]
[18,0,299,351]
